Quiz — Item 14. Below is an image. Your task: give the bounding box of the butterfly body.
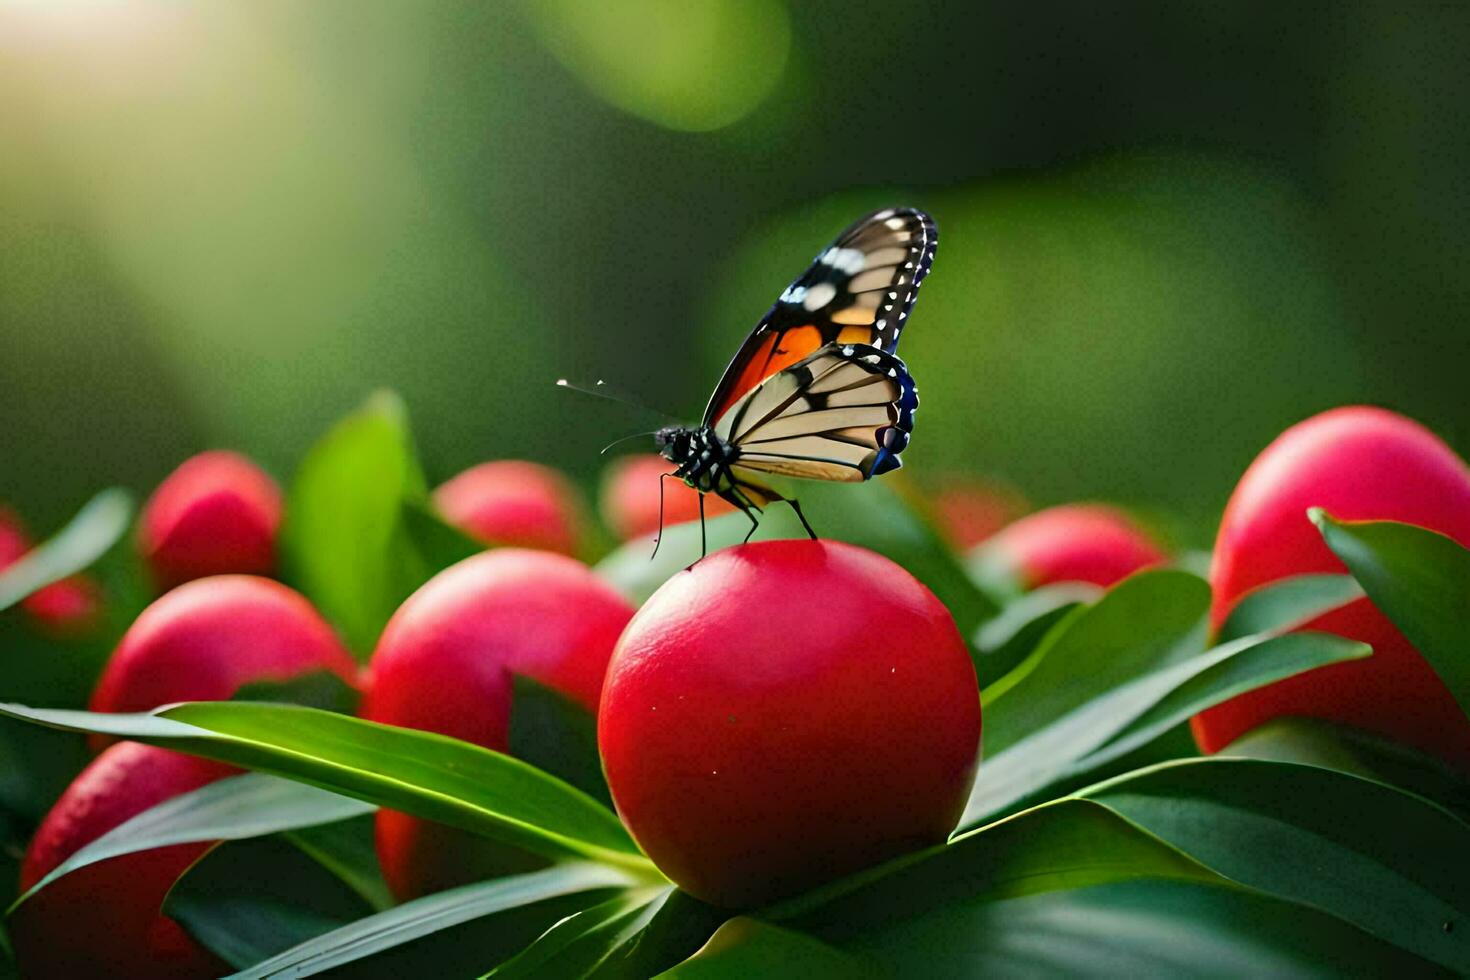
[655,424,740,497]
[648,207,937,554]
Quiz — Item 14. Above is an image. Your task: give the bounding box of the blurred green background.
[4,1,1468,545]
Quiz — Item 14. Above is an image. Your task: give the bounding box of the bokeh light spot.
[524,0,791,132]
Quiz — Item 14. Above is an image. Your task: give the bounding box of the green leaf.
[1217,572,1365,642]
[0,701,656,876]
[667,800,1244,977]
[595,479,997,640]
[0,487,132,612]
[663,919,872,979]
[972,582,1098,687]
[401,499,485,571]
[509,675,612,808]
[1077,632,1371,775]
[769,879,1444,978]
[964,629,1369,827]
[485,887,670,979]
[1080,756,1470,971]
[979,569,1210,722]
[771,798,1216,927]
[282,391,433,657]
[963,539,1026,602]
[228,864,633,979]
[9,772,373,912]
[285,814,395,913]
[166,835,376,969]
[1311,511,1470,721]
[697,796,1436,977]
[233,669,363,715]
[601,888,728,980]
[1222,717,1470,822]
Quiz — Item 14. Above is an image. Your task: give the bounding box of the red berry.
[11,742,233,979]
[0,504,103,635]
[362,549,635,900]
[137,451,282,592]
[599,455,733,541]
[1193,406,1470,769]
[977,503,1166,589]
[90,575,359,722]
[433,460,587,556]
[598,539,981,907]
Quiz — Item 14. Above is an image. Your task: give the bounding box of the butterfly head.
[654,425,694,464]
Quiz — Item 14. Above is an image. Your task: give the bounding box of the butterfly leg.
[714,483,762,545]
[698,493,707,559]
[788,499,818,540]
[651,473,672,561]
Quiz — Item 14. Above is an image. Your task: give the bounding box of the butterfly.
[651,207,937,556]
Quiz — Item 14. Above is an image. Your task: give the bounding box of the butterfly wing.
[703,207,936,428]
[716,343,918,493]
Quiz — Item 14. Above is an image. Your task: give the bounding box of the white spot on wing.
[803,282,838,310]
[821,247,866,275]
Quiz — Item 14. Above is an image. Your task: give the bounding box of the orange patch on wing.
[836,325,874,345]
[831,306,877,325]
[711,326,823,423]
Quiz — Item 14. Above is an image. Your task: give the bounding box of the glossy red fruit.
[137,450,282,592]
[11,742,234,980]
[0,505,103,635]
[1192,406,1470,769]
[975,503,1166,590]
[599,539,981,908]
[599,454,733,541]
[433,460,587,556]
[363,549,635,900]
[90,575,358,720]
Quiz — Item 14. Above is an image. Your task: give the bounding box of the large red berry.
[599,454,733,541]
[974,503,1165,590]
[137,451,282,592]
[599,539,981,908]
[90,575,358,719]
[1192,406,1470,769]
[362,549,635,900]
[11,742,234,980]
[433,460,587,556]
[0,504,103,635]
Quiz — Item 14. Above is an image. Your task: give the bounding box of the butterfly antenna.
[599,430,661,456]
[555,378,679,422]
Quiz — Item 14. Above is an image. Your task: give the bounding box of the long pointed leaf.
[0,702,656,875]
[230,864,634,978]
[9,773,372,912]
[1312,511,1470,721]
[1216,573,1364,642]
[663,919,871,979]
[703,880,1445,978]
[980,570,1210,732]
[0,488,131,612]
[282,391,431,657]
[1222,717,1470,819]
[964,629,1366,827]
[486,887,671,979]
[1080,756,1470,971]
